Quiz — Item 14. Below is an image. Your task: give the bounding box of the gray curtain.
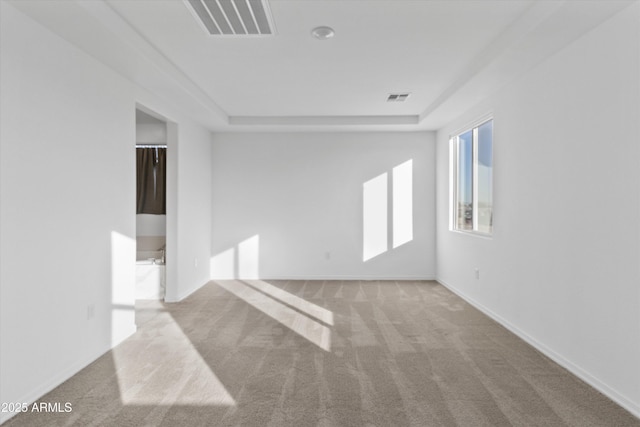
[136,147,166,214]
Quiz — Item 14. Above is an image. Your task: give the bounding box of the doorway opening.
[135,108,167,303]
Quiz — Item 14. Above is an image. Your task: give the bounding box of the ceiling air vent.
[185,0,275,36]
[387,93,411,102]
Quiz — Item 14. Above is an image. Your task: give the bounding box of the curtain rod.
[136,144,167,148]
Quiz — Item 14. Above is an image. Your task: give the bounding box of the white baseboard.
[164,280,208,303]
[436,277,640,420]
[210,275,436,281]
[0,325,136,425]
[164,286,196,303]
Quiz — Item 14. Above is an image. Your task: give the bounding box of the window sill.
[450,229,493,240]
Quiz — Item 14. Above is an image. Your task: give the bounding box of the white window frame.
[449,115,493,237]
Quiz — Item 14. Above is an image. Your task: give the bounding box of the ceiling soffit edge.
[418,0,564,122]
[229,115,421,126]
[94,0,229,122]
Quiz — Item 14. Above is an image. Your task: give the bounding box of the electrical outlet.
[325,251,331,260]
[474,268,480,280]
[194,257,199,268]
[87,304,95,320]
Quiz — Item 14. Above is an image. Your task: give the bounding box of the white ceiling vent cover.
[185,0,275,36]
[387,93,410,102]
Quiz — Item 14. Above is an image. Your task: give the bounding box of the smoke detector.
[311,26,335,40]
[185,0,275,36]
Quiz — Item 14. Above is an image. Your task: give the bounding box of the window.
[451,118,493,235]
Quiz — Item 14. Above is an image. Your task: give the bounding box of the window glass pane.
[477,120,493,233]
[457,130,473,231]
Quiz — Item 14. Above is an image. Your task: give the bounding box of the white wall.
[166,122,212,301]
[435,3,640,417]
[0,3,136,421]
[211,132,435,280]
[136,214,166,237]
[0,3,213,422]
[136,121,166,145]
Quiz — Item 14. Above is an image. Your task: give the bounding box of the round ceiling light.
[311,26,335,40]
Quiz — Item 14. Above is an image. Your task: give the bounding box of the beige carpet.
[5,280,639,426]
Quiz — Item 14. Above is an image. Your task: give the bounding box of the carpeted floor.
[5,280,639,426]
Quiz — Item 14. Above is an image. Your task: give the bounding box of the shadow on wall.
[209,158,414,279]
[110,231,136,347]
[210,234,260,280]
[363,159,414,261]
